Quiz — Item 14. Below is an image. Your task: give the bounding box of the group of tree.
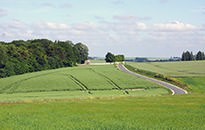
[181,51,205,61]
[105,52,125,63]
[0,39,88,78]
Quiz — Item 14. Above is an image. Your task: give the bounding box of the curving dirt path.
[117,64,188,95]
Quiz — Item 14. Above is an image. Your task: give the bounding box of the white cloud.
[33,22,70,30]
[0,20,204,57]
[72,22,98,30]
[137,23,147,30]
[152,21,199,31]
[0,20,27,29]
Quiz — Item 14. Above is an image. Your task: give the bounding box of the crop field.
[0,62,205,129]
[0,94,204,130]
[127,61,205,94]
[0,65,167,103]
[89,59,106,63]
[128,61,205,77]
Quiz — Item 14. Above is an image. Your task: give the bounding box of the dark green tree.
[181,52,185,61]
[196,51,204,60]
[182,51,192,61]
[115,55,125,62]
[4,61,16,76]
[73,43,89,64]
[0,45,8,68]
[105,52,116,63]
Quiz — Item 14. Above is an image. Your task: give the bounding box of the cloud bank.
[0,16,204,57]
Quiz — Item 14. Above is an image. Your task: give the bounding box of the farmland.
[127,61,205,77]
[0,61,205,129]
[127,61,205,94]
[0,65,167,103]
[0,93,204,129]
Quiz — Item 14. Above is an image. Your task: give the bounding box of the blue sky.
[0,0,205,57]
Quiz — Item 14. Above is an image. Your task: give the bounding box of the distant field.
[89,59,106,63]
[128,61,205,77]
[0,65,167,103]
[127,61,205,94]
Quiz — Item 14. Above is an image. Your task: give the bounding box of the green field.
[0,94,204,130]
[128,61,205,77]
[127,61,205,94]
[89,59,106,63]
[0,65,167,103]
[0,62,205,129]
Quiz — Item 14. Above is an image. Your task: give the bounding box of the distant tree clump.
[181,51,204,61]
[0,39,89,78]
[105,52,125,63]
[196,51,204,60]
[115,55,125,62]
[105,52,116,63]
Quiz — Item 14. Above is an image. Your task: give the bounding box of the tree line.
[0,39,88,78]
[105,52,125,63]
[182,51,205,61]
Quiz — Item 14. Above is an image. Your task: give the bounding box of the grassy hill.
[127,61,205,94]
[128,61,205,77]
[0,65,168,103]
[0,61,205,129]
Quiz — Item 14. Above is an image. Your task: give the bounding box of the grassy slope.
[0,62,204,129]
[128,61,205,77]
[177,77,205,94]
[127,61,205,94]
[0,65,167,103]
[0,68,81,93]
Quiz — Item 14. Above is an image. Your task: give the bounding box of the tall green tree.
[73,43,89,64]
[115,55,125,62]
[182,51,192,61]
[105,52,116,63]
[181,52,185,61]
[196,51,204,60]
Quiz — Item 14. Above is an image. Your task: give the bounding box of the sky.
[0,0,205,57]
